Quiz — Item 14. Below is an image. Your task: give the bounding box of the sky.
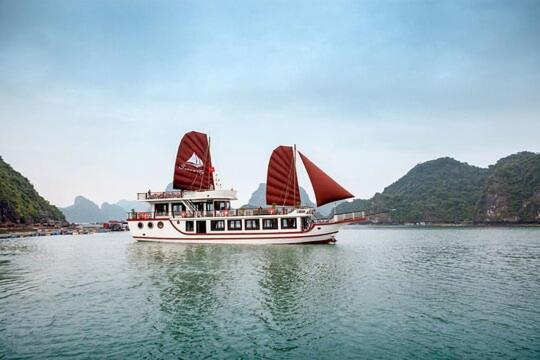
[1,0,539,208]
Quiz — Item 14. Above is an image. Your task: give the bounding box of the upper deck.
[137,189,237,202]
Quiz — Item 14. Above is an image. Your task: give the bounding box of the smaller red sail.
[266,146,300,207]
[299,152,353,207]
[173,131,215,191]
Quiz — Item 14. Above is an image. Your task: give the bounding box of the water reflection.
[125,242,346,356]
[0,239,40,301]
[126,243,233,356]
[256,245,344,353]
[2,230,540,358]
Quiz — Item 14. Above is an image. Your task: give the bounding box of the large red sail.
[266,146,300,206]
[299,152,353,207]
[173,131,215,191]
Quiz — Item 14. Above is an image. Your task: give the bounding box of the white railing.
[315,211,366,224]
[335,211,365,221]
[137,191,184,200]
[127,207,307,220]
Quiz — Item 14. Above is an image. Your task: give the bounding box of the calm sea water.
[1,227,539,359]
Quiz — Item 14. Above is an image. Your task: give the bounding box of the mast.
[293,144,298,207]
[208,135,214,190]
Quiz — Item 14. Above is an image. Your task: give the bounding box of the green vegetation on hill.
[0,156,65,223]
[475,152,540,223]
[373,157,488,223]
[336,152,540,224]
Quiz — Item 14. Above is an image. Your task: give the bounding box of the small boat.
[127,131,365,244]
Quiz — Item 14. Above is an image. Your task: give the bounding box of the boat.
[127,131,366,244]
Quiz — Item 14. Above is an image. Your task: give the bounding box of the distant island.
[1,151,539,226]
[60,196,148,223]
[336,151,540,224]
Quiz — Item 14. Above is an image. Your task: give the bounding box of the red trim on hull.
[135,237,336,245]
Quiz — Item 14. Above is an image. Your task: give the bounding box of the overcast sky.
[1,0,539,207]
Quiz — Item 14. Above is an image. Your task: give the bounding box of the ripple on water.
[1,229,540,359]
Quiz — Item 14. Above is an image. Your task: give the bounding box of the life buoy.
[223,210,229,216]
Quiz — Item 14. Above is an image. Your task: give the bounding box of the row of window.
[137,221,164,229]
[156,201,231,213]
[185,218,297,232]
[136,218,302,232]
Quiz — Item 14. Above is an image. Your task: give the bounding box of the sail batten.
[266,146,300,206]
[173,131,215,191]
[299,152,353,207]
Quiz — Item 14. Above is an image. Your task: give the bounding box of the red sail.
[173,131,215,191]
[299,152,353,207]
[266,146,300,206]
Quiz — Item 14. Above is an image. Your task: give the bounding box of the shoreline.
[350,223,540,228]
[0,223,127,239]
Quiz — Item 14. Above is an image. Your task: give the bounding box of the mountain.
[116,200,149,212]
[0,156,65,223]
[475,152,540,223]
[61,196,143,223]
[372,157,489,223]
[62,196,103,223]
[335,153,540,224]
[101,202,128,222]
[243,183,316,208]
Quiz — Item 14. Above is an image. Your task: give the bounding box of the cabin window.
[185,221,194,232]
[137,222,143,229]
[157,221,164,229]
[148,222,154,229]
[262,218,278,230]
[172,203,185,215]
[302,217,311,230]
[211,220,225,231]
[281,218,297,229]
[206,202,214,212]
[245,219,260,230]
[214,201,230,210]
[155,203,168,215]
[194,203,205,211]
[228,220,242,230]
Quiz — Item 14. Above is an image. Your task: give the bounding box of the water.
[1,227,539,359]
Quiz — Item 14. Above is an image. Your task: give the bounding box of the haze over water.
[1,228,539,359]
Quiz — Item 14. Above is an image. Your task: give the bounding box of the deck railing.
[137,191,185,200]
[313,211,366,224]
[127,207,313,220]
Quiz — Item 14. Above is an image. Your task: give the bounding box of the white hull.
[128,218,346,245]
[133,235,336,245]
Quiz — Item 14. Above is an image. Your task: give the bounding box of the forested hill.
[475,152,540,223]
[0,156,65,223]
[336,152,540,224]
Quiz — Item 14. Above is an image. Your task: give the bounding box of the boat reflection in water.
[126,240,346,357]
